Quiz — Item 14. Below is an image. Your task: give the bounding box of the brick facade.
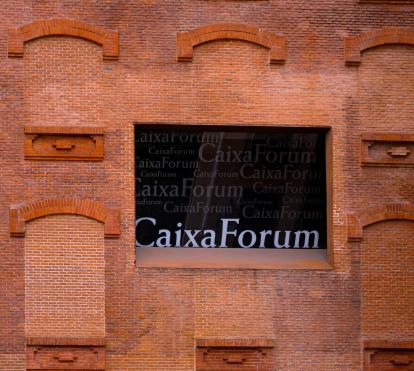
[0,1,413,370]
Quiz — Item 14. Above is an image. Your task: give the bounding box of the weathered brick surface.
[0,355,25,371]
[25,215,105,338]
[8,18,118,59]
[9,198,120,237]
[347,202,414,241]
[345,27,414,65]
[24,126,105,161]
[362,221,414,340]
[176,23,285,64]
[0,1,413,371]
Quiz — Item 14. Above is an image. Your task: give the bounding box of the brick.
[1,3,414,371]
[345,27,414,66]
[177,23,285,64]
[9,199,120,238]
[347,203,414,241]
[8,18,118,60]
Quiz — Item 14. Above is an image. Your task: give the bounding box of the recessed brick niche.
[195,339,274,371]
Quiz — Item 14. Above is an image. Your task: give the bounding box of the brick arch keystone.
[9,199,120,238]
[345,27,414,66]
[177,23,285,64]
[347,202,414,241]
[8,18,119,59]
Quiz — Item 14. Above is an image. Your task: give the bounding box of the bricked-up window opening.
[135,125,327,250]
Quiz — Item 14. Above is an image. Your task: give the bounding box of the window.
[135,124,332,269]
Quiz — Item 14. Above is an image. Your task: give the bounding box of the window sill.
[136,248,332,270]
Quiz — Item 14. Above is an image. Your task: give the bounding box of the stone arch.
[9,198,120,238]
[345,27,414,65]
[347,202,414,241]
[8,18,118,59]
[176,23,285,64]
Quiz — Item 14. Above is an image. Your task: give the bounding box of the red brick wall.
[23,36,103,127]
[366,349,414,371]
[25,215,105,338]
[1,1,414,370]
[362,221,414,340]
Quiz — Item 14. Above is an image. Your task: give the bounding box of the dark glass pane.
[135,126,327,249]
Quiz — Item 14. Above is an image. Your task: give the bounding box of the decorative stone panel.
[177,23,285,64]
[26,337,105,370]
[24,126,104,161]
[364,341,414,371]
[8,18,118,59]
[9,198,120,238]
[361,133,414,167]
[345,27,414,66]
[196,339,274,371]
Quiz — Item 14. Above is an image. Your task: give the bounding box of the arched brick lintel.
[8,18,119,59]
[9,199,120,238]
[347,203,414,242]
[345,27,414,66]
[177,23,286,64]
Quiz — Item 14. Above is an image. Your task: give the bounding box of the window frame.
[134,123,334,270]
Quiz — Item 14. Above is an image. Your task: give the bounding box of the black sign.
[135,126,327,249]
